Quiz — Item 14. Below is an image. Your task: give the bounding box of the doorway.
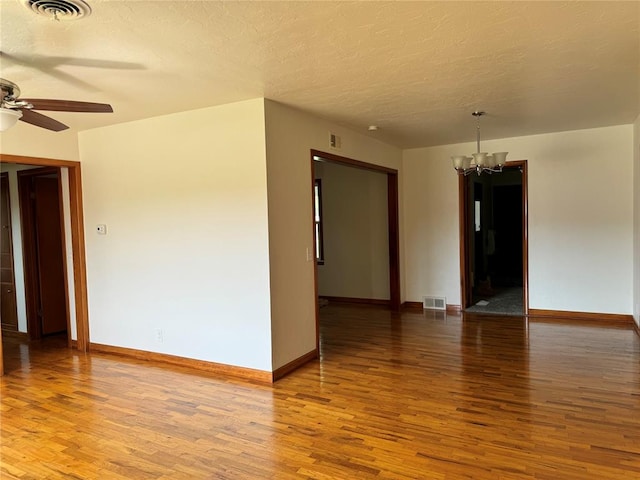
[459,161,529,315]
[310,150,400,348]
[18,167,69,339]
[0,154,90,376]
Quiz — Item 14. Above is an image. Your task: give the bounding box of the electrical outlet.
[155,328,164,343]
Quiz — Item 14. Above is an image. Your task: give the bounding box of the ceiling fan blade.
[20,98,113,113]
[19,109,69,132]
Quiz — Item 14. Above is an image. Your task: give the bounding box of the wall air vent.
[329,132,341,149]
[423,296,446,311]
[21,0,92,21]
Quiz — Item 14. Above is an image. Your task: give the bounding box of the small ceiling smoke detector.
[21,0,92,21]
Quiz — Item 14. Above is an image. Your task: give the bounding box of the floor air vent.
[423,296,446,311]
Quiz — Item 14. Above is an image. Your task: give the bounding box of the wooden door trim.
[310,150,401,332]
[458,173,471,309]
[520,161,529,314]
[458,160,529,314]
[386,172,401,310]
[310,161,320,352]
[0,154,90,353]
[312,150,397,174]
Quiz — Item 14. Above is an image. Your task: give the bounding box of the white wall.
[634,114,640,326]
[403,144,460,306]
[264,100,402,370]
[0,124,79,161]
[404,125,634,315]
[315,161,389,300]
[78,99,273,371]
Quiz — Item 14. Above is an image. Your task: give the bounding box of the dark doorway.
[459,162,528,315]
[492,184,523,288]
[18,168,69,339]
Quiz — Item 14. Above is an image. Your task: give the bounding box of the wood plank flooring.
[1,305,639,479]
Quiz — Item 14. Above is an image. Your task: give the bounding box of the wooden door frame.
[310,149,401,317]
[0,154,90,355]
[458,160,529,314]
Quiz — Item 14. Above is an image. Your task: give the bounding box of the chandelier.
[452,111,508,175]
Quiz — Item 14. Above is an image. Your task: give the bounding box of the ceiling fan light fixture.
[0,108,23,132]
[21,0,92,21]
[0,77,113,132]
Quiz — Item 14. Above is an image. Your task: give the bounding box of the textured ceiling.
[1,1,638,148]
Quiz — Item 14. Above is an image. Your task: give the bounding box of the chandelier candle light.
[452,111,507,175]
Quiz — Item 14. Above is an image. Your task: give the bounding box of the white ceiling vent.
[21,0,92,21]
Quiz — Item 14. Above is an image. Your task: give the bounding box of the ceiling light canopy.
[452,111,508,176]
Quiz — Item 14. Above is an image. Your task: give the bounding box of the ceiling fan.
[0,78,113,132]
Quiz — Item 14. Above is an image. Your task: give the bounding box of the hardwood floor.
[1,305,639,479]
